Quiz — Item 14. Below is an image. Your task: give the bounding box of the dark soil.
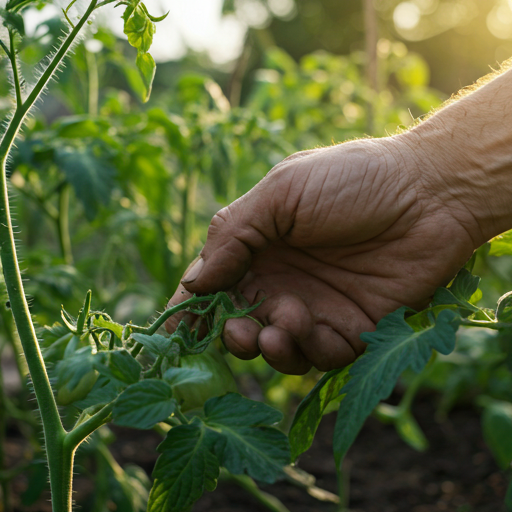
[3,394,508,512]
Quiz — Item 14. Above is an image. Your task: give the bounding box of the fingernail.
[182,257,204,284]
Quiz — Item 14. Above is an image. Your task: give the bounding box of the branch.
[8,31,22,109]
[65,402,114,450]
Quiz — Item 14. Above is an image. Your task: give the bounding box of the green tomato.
[172,344,237,412]
[56,370,98,406]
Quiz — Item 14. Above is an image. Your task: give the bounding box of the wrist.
[396,68,512,248]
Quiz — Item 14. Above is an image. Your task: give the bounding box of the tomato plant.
[2,1,512,511]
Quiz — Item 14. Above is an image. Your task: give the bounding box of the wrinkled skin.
[166,135,481,375]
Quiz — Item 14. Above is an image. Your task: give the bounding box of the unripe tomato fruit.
[56,370,98,406]
[172,344,237,412]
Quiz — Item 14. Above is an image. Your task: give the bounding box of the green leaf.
[149,419,219,512]
[113,379,176,429]
[1,8,25,35]
[131,333,179,358]
[55,146,116,221]
[432,269,481,315]
[482,400,512,470]
[124,5,155,53]
[204,393,290,483]
[53,116,110,139]
[333,308,460,467]
[135,51,156,103]
[95,349,142,385]
[289,367,350,461]
[489,230,512,257]
[56,346,95,390]
[395,411,428,452]
[91,314,124,340]
[74,375,123,410]
[497,292,512,323]
[163,367,212,386]
[448,268,480,301]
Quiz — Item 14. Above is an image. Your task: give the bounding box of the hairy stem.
[0,1,99,510]
[65,402,114,450]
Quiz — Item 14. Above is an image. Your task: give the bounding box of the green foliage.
[332,308,460,466]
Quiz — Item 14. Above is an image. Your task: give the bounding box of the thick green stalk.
[0,1,98,510]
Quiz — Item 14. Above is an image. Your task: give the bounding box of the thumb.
[181,177,294,294]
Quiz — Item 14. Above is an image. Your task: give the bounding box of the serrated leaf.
[448,268,480,302]
[131,333,179,357]
[204,393,290,483]
[163,367,212,386]
[124,5,155,53]
[95,349,142,385]
[113,379,176,429]
[91,314,124,340]
[333,308,460,467]
[135,51,156,103]
[489,230,512,257]
[55,146,115,221]
[482,400,512,470]
[289,367,350,461]
[149,420,219,512]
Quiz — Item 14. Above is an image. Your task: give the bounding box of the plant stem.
[8,31,22,109]
[65,402,114,451]
[0,2,98,511]
[57,183,74,265]
[86,48,99,116]
[220,469,290,512]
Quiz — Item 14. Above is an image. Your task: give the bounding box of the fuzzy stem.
[0,2,99,511]
[65,402,114,451]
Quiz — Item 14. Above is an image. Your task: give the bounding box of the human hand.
[165,133,483,375]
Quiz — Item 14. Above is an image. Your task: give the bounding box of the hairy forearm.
[398,65,512,247]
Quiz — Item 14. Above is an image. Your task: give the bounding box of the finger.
[259,326,312,375]
[301,324,359,372]
[223,317,261,360]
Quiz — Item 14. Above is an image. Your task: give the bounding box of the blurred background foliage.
[2,0,512,508]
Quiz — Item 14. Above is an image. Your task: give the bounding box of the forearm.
[398,65,512,248]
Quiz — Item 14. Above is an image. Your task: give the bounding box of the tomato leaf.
[482,400,512,470]
[489,230,512,257]
[163,367,212,386]
[113,379,176,429]
[91,314,124,340]
[55,146,116,221]
[203,393,290,483]
[135,51,156,103]
[333,308,460,467]
[94,349,142,385]
[149,419,219,512]
[432,268,481,315]
[124,5,155,53]
[131,333,179,358]
[289,367,350,461]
